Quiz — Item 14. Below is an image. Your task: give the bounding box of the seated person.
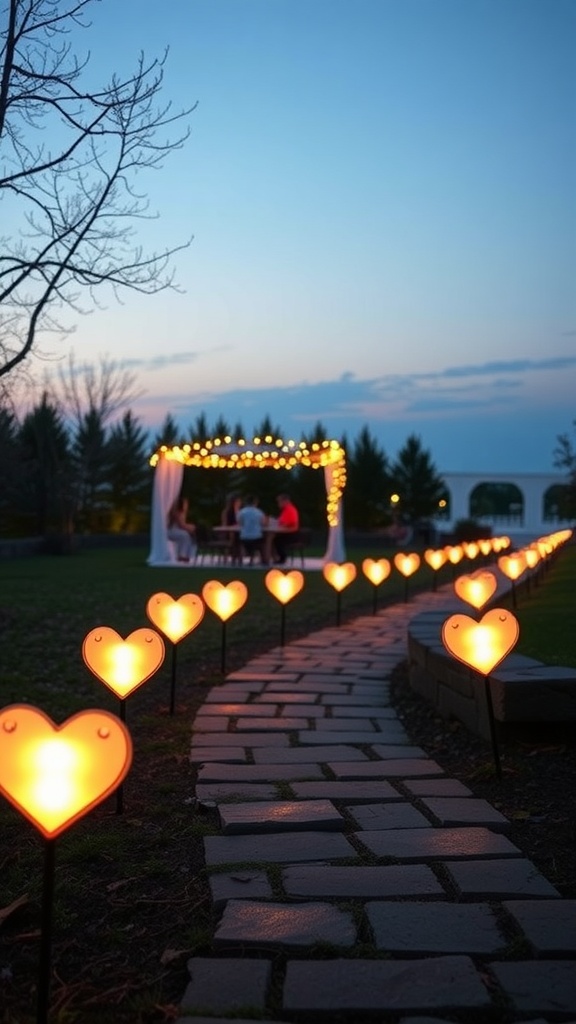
[273,492,300,564]
[167,496,197,562]
[236,494,267,564]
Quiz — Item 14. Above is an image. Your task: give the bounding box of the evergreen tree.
[153,413,181,449]
[390,434,446,525]
[553,422,576,518]
[105,412,151,532]
[70,408,110,532]
[346,426,390,529]
[18,394,71,534]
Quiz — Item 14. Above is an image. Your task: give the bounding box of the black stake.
[116,699,126,814]
[483,675,502,779]
[372,584,378,616]
[37,838,56,1024]
[336,591,342,627]
[280,604,287,646]
[169,641,178,715]
[403,578,409,603]
[221,620,227,675]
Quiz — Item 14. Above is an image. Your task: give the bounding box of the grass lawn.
[0,537,574,1023]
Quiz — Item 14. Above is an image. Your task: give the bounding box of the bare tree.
[0,0,193,379]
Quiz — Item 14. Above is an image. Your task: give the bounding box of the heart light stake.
[201,580,248,675]
[146,593,205,715]
[361,558,391,614]
[424,548,447,591]
[393,552,421,603]
[0,705,132,1024]
[454,570,498,610]
[265,569,305,645]
[497,551,527,608]
[322,562,357,625]
[82,626,164,813]
[441,608,520,778]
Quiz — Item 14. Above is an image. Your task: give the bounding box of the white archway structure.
[147,436,347,567]
[440,471,575,540]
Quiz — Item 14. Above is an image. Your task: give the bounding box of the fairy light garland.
[150,436,347,526]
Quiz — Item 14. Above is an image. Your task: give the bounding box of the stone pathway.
[177,584,576,1024]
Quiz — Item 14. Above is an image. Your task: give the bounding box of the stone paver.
[179,578,575,1024]
[445,858,562,898]
[346,801,432,830]
[502,899,576,952]
[204,831,356,866]
[181,958,270,1014]
[357,826,521,861]
[282,956,491,1012]
[420,796,511,829]
[214,900,356,948]
[489,961,576,1014]
[218,799,343,834]
[366,901,505,953]
[282,864,444,898]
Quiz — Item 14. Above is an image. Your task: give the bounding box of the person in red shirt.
[273,492,300,564]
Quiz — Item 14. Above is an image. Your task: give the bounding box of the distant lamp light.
[390,493,400,506]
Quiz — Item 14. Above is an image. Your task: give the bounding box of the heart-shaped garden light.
[393,552,421,577]
[442,608,519,676]
[523,547,540,570]
[322,562,357,592]
[82,627,165,699]
[497,552,526,581]
[424,549,447,571]
[454,570,498,610]
[0,706,132,839]
[462,541,480,560]
[361,558,391,586]
[146,592,205,643]
[201,580,248,621]
[478,539,493,557]
[445,545,464,566]
[265,569,304,604]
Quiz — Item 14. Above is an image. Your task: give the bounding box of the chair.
[285,527,312,568]
[195,525,231,565]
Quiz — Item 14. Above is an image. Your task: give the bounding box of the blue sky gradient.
[33,0,576,472]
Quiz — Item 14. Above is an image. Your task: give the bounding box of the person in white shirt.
[236,495,267,565]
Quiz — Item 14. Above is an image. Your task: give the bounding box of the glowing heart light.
[146,592,205,643]
[454,570,498,610]
[265,570,304,646]
[82,627,165,700]
[441,607,520,779]
[462,541,479,560]
[446,545,464,566]
[524,547,540,570]
[323,562,357,626]
[323,562,357,592]
[362,558,391,587]
[442,608,519,677]
[424,548,447,571]
[265,569,304,604]
[202,580,248,674]
[0,706,132,840]
[498,552,526,581]
[146,592,205,715]
[362,558,391,614]
[478,539,493,557]
[393,552,421,602]
[202,580,248,621]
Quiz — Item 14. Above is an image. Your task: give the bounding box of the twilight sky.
[36,0,576,473]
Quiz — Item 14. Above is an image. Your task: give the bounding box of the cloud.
[119,346,230,372]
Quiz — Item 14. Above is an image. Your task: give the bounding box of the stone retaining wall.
[407,607,576,741]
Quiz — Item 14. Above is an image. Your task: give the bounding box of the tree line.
[0,362,448,540]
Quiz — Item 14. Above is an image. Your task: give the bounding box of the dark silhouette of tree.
[153,413,181,449]
[0,404,25,532]
[346,426,390,529]
[70,407,109,532]
[390,433,446,525]
[105,411,151,532]
[553,421,576,517]
[0,0,192,379]
[18,393,71,534]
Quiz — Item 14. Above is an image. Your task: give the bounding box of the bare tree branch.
[0,0,194,378]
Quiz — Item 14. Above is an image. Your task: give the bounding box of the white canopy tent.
[147,436,347,567]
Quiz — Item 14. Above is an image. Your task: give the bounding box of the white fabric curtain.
[147,458,184,565]
[323,464,346,563]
